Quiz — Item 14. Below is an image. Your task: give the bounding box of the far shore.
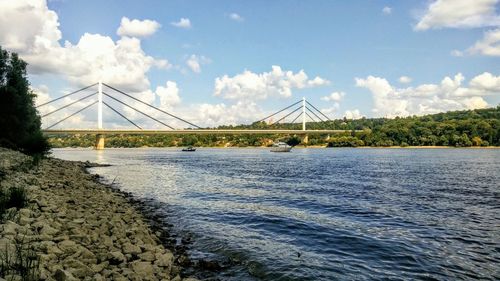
[51,145,500,150]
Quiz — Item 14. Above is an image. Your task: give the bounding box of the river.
[52,148,500,280]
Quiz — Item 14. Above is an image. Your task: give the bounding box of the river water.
[52,148,500,280]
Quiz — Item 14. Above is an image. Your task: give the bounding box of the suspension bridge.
[38,82,358,149]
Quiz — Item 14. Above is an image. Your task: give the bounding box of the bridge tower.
[301,97,308,144]
[95,81,105,150]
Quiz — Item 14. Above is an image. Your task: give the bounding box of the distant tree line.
[48,106,499,148]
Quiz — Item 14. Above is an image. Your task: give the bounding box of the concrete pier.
[95,134,105,150]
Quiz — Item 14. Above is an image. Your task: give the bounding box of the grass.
[0,234,40,281]
[0,186,28,223]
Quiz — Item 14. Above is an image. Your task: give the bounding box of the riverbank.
[0,148,198,281]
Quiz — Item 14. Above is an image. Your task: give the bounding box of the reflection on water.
[53,148,500,280]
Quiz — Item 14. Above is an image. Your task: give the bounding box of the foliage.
[0,186,28,221]
[0,46,50,155]
[285,136,301,147]
[47,106,500,148]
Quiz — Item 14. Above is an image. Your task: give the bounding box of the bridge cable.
[102,83,200,129]
[102,101,142,130]
[103,92,174,130]
[270,106,302,125]
[306,106,325,122]
[45,100,97,130]
[256,100,302,123]
[290,111,303,123]
[36,83,98,108]
[41,92,97,118]
[306,100,331,121]
[305,111,317,123]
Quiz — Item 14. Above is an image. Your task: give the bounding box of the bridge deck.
[42,129,359,135]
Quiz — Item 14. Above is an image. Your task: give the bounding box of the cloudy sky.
[0,0,499,129]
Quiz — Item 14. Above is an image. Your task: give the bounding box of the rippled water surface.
[53,148,500,280]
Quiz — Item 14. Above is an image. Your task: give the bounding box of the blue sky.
[0,0,499,128]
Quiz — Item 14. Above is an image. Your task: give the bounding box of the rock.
[53,269,77,281]
[130,261,154,276]
[91,261,109,273]
[107,251,126,265]
[139,251,155,261]
[40,224,59,236]
[58,240,78,254]
[155,252,174,267]
[123,242,142,255]
[2,220,19,235]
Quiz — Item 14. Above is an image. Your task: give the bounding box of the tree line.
[48,106,500,148]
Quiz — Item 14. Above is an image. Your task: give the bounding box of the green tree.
[0,47,49,155]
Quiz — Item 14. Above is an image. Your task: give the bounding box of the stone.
[53,269,77,281]
[123,242,141,255]
[40,224,59,236]
[138,251,155,262]
[155,252,174,268]
[130,261,154,276]
[2,221,19,235]
[107,251,126,265]
[58,240,78,254]
[91,261,109,273]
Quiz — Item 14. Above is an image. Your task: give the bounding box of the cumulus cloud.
[382,7,392,15]
[156,81,181,109]
[186,54,211,73]
[414,0,500,30]
[321,91,345,102]
[0,0,168,94]
[399,76,412,84]
[229,13,244,22]
[214,66,329,100]
[171,18,191,29]
[467,28,500,56]
[116,17,161,38]
[344,109,364,120]
[355,72,499,117]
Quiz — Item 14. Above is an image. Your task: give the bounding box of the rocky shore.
[0,148,198,281]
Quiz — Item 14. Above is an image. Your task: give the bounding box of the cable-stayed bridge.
[39,82,359,149]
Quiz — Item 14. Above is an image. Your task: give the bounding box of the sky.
[0,0,499,129]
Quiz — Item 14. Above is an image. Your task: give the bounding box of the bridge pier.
[95,134,105,150]
[301,134,309,145]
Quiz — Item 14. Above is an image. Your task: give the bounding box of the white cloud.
[156,81,181,109]
[467,28,500,56]
[355,72,498,117]
[382,7,392,15]
[0,0,169,94]
[321,91,345,102]
[186,54,211,73]
[415,0,500,30]
[229,13,244,22]
[214,66,329,101]
[450,49,464,57]
[171,18,191,29]
[399,76,412,84]
[344,109,364,120]
[116,17,161,38]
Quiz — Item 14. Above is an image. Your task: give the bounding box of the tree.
[0,46,49,155]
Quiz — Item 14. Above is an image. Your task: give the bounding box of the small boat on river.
[270,142,292,152]
[182,146,196,152]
